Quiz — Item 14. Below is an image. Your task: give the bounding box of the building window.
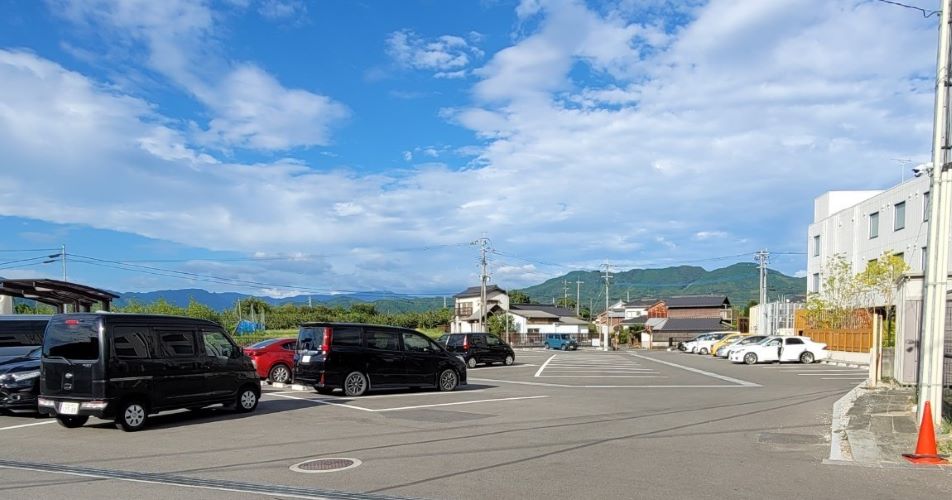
[813,235,820,257]
[894,202,905,231]
[812,273,820,293]
[922,246,928,270]
[869,211,879,239]
[924,191,930,221]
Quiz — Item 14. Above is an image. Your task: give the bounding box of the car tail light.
[463,335,470,351]
[321,327,333,354]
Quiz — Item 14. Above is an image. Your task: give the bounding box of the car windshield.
[43,317,100,361]
[248,338,282,349]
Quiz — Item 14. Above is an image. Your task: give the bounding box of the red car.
[243,337,296,383]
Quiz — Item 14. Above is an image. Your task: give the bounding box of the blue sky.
[0,0,939,297]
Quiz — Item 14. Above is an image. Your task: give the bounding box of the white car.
[693,332,731,355]
[718,335,767,358]
[681,332,723,353]
[728,336,829,365]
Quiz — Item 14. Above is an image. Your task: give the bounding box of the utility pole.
[61,244,67,282]
[562,279,569,307]
[918,0,952,430]
[602,263,613,352]
[575,280,584,317]
[755,250,769,335]
[473,237,491,330]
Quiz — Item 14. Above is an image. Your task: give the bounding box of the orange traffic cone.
[902,401,948,464]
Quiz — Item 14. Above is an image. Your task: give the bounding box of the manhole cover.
[290,458,362,474]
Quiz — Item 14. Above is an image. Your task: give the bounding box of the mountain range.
[109,263,805,312]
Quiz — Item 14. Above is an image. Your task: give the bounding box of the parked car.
[680,332,723,353]
[728,335,829,365]
[243,337,296,383]
[438,332,515,368]
[38,313,260,431]
[543,333,578,351]
[0,315,50,414]
[708,332,747,357]
[717,335,766,358]
[692,332,732,355]
[0,315,50,363]
[0,347,41,413]
[295,323,467,396]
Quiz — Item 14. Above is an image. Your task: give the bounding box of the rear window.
[444,335,464,347]
[248,338,282,349]
[0,319,47,347]
[43,317,101,361]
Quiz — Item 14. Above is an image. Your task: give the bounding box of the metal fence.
[506,332,594,348]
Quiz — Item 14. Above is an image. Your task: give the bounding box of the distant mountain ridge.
[109,262,805,312]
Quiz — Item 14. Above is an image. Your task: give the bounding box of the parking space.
[4,350,948,500]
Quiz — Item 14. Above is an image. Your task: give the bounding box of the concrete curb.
[267,382,310,391]
[829,383,868,462]
[821,360,869,369]
[822,458,952,472]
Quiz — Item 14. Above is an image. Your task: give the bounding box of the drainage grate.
[290,458,362,474]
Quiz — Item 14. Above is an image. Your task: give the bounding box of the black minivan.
[38,313,260,431]
[294,322,467,397]
[437,332,515,368]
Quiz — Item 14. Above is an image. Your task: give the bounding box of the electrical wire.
[874,0,940,18]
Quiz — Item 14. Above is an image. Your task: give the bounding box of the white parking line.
[266,393,376,412]
[538,375,663,378]
[628,353,760,387]
[0,420,57,432]
[822,377,869,380]
[797,373,868,376]
[470,377,754,389]
[269,389,488,399]
[534,354,557,377]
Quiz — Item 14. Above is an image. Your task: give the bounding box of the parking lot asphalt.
[2,350,950,500]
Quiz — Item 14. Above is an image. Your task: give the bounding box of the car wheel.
[699,347,709,355]
[504,355,514,366]
[466,357,478,369]
[115,400,148,432]
[56,415,88,429]
[268,364,291,384]
[343,371,369,397]
[800,351,815,364]
[743,352,758,365]
[562,344,568,351]
[234,386,259,413]
[438,369,459,392]
[544,344,550,350]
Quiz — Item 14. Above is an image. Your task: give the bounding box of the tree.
[556,297,576,309]
[859,252,909,346]
[508,290,531,304]
[805,254,864,329]
[487,314,515,336]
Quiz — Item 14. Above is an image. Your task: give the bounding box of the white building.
[450,285,588,337]
[808,177,932,296]
[451,285,510,333]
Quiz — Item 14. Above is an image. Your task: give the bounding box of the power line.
[0,248,61,253]
[873,0,940,18]
[88,243,473,264]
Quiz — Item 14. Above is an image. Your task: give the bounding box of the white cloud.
[52,0,346,151]
[694,231,728,240]
[403,151,413,161]
[794,270,807,278]
[257,0,307,21]
[386,29,483,78]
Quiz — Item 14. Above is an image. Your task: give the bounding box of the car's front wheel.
[699,347,709,355]
[504,355,514,366]
[743,352,758,365]
[438,369,459,392]
[234,386,259,413]
[800,351,815,364]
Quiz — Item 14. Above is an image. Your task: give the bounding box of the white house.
[808,177,952,382]
[450,285,510,333]
[808,178,931,295]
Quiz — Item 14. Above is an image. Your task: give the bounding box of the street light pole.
[918,0,952,429]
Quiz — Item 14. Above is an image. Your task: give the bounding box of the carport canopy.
[0,279,118,313]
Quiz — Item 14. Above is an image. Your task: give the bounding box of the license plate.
[301,355,311,363]
[59,402,79,415]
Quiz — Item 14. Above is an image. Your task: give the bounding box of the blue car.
[544,333,578,351]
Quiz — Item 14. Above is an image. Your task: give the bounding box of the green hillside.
[515,263,805,310]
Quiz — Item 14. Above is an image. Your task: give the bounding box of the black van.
[294,323,467,397]
[436,332,515,368]
[38,313,260,431]
[0,315,51,412]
